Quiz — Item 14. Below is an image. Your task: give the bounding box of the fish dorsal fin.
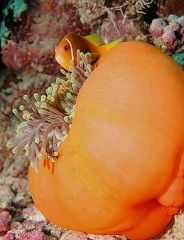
[83,33,103,46]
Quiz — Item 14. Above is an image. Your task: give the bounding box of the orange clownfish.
[55,32,123,71]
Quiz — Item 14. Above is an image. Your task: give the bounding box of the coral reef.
[149,14,184,53]
[1,0,184,72]
[0,211,11,233]
[70,0,184,52]
[70,0,148,43]
[0,0,184,239]
[0,70,57,116]
[164,0,184,17]
[0,0,91,74]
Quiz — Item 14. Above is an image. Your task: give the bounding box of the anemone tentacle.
[6,50,94,172]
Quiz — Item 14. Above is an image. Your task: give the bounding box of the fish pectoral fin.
[83,33,103,46]
[89,52,99,63]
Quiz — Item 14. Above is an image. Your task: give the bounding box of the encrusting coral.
[1,0,91,74]
[149,14,184,53]
[6,50,93,172]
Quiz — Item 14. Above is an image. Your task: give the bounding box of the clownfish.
[55,32,123,71]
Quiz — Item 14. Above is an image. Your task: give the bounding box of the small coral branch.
[6,50,93,172]
[134,0,154,14]
[71,0,128,35]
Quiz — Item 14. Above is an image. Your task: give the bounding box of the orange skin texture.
[29,42,184,239]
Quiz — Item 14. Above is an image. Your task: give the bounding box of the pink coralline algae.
[149,14,184,53]
[3,229,44,240]
[19,230,44,240]
[60,231,127,240]
[70,0,149,44]
[100,12,143,43]
[1,0,91,74]
[0,211,11,235]
[3,233,15,240]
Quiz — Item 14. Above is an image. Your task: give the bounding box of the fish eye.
[63,45,70,51]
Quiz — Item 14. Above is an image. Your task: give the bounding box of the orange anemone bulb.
[28,42,184,239]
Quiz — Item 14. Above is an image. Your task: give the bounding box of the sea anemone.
[6,50,93,172]
[7,42,184,239]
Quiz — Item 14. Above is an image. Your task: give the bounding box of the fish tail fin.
[98,37,123,56]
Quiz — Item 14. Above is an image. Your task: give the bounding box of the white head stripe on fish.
[66,38,74,62]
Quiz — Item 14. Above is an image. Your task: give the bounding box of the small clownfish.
[55,32,123,71]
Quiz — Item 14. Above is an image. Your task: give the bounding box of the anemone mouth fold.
[6,50,94,172]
